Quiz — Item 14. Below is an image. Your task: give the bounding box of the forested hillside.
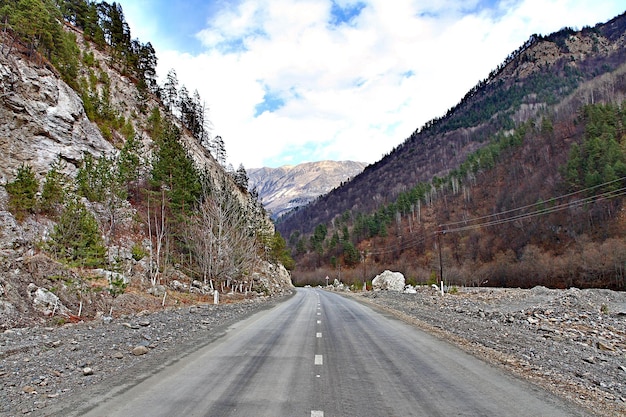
[280,12,626,290]
[0,0,292,328]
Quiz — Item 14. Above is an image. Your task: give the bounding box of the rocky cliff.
[0,51,112,181]
[0,23,292,330]
[248,160,367,219]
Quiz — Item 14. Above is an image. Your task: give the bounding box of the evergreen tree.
[151,123,202,215]
[269,231,295,270]
[162,68,178,113]
[5,164,39,221]
[117,133,143,188]
[211,135,227,166]
[40,157,67,215]
[48,198,107,267]
[234,164,249,190]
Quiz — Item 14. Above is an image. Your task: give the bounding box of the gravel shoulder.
[0,294,293,417]
[347,286,626,417]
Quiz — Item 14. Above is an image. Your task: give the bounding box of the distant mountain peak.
[248,160,367,219]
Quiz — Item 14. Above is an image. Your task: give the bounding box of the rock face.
[252,261,294,296]
[372,270,405,292]
[0,53,113,182]
[248,160,367,219]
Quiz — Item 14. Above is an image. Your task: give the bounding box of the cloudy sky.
[121,0,624,169]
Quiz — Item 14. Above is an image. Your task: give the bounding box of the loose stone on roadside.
[131,345,149,356]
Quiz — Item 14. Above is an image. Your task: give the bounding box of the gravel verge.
[348,286,626,417]
[0,294,292,417]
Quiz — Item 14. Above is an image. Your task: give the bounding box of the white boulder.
[372,270,405,292]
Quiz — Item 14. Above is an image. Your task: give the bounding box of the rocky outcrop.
[248,160,367,219]
[0,53,113,182]
[252,261,294,296]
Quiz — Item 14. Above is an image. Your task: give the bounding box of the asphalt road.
[76,288,588,417]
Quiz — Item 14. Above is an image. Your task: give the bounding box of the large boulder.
[372,270,405,292]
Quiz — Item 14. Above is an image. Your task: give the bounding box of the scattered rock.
[131,345,149,356]
[358,286,626,417]
[82,367,93,376]
[147,285,166,297]
[597,340,615,351]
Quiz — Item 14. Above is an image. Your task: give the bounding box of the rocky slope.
[248,160,366,219]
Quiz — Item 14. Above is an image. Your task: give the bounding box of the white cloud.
[129,0,625,168]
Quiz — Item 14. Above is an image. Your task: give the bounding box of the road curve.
[71,288,588,417]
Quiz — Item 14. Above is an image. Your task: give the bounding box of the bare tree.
[184,183,258,293]
[147,188,168,287]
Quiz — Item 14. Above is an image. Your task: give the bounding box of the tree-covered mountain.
[278,11,626,290]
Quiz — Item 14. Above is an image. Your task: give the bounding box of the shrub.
[131,243,147,261]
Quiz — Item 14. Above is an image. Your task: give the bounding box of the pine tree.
[48,198,107,267]
[40,157,67,215]
[151,123,202,215]
[211,135,227,166]
[234,164,249,190]
[5,164,39,221]
[162,69,178,113]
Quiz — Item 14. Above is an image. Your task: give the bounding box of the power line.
[362,177,626,256]
[443,185,626,234]
[441,176,626,228]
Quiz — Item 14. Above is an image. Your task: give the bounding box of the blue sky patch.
[329,1,366,26]
[255,89,286,117]
[216,37,248,54]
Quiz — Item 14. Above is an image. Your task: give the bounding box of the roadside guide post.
[437,226,445,296]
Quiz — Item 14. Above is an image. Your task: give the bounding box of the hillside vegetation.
[0,0,292,328]
[279,12,626,290]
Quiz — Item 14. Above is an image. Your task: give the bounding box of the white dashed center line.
[311,411,324,417]
[316,332,322,338]
[315,355,323,365]
[317,320,321,324]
